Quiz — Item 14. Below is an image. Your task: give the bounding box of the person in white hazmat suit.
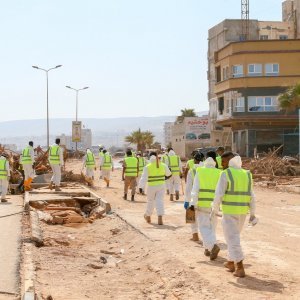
[49,138,64,192]
[137,152,147,194]
[139,152,172,225]
[166,149,183,201]
[83,148,96,185]
[160,149,170,195]
[20,141,35,191]
[190,152,222,260]
[212,152,256,277]
[0,153,10,202]
[183,152,204,242]
[100,149,114,187]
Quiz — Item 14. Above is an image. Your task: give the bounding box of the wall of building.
[258,21,294,40]
[58,128,92,150]
[164,122,173,147]
[171,117,210,159]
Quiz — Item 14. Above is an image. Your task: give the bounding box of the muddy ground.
[30,159,300,300]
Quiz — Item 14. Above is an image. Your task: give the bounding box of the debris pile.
[244,156,299,177]
[242,146,300,188]
[0,144,70,184]
[33,198,106,225]
[62,171,93,186]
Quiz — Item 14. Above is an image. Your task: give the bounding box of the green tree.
[176,108,197,122]
[278,83,300,113]
[143,131,155,149]
[125,129,155,151]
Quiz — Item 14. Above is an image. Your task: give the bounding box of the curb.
[22,243,37,300]
[81,185,112,213]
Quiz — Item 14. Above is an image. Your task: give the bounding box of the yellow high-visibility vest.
[147,162,165,186]
[138,157,146,173]
[124,157,138,177]
[102,153,112,170]
[197,167,221,208]
[86,151,96,168]
[168,155,180,175]
[21,146,33,165]
[49,145,60,165]
[216,156,223,169]
[222,167,252,215]
[0,158,8,179]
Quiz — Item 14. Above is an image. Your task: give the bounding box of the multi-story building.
[171,116,210,159]
[212,39,299,156]
[208,0,300,150]
[59,128,92,150]
[163,122,173,147]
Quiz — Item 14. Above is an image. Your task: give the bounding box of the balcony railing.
[217,107,232,121]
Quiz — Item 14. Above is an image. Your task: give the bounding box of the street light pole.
[32,65,62,149]
[65,86,89,151]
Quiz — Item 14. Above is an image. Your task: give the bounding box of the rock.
[30,201,47,210]
[100,250,118,255]
[90,206,106,219]
[64,214,85,224]
[110,228,121,235]
[82,204,93,214]
[52,215,64,225]
[87,263,103,269]
[100,256,107,264]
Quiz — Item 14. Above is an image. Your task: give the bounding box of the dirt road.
[33,159,300,299]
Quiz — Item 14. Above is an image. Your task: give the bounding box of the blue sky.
[0,0,283,121]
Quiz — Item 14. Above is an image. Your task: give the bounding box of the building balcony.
[216,110,298,128]
[214,75,300,95]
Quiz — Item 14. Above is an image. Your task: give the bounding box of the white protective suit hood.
[149,155,157,162]
[229,155,242,169]
[168,150,176,156]
[204,157,216,168]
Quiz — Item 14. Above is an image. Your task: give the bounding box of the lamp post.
[32,65,62,149]
[65,86,89,151]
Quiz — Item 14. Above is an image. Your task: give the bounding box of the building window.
[232,65,243,78]
[218,97,224,115]
[222,66,229,81]
[279,35,288,40]
[248,96,279,112]
[233,97,245,112]
[248,64,262,76]
[265,63,279,76]
[260,35,269,40]
[216,66,221,82]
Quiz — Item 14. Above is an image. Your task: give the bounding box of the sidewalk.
[0,195,23,299]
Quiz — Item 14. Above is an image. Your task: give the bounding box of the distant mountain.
[0,116,173,137]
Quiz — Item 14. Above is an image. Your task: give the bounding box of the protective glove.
[249,215,258,226]
[184,202,189,210]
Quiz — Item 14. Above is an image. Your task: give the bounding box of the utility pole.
[65,86,89,151]
[32,65,62,149]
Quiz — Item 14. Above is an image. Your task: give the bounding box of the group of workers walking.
[135,146,256,278]
[0,141,256,278]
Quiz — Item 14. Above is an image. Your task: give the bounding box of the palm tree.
[176,108,197,122]
[278,83,300,113]
[125,129,155,151]
[143,131,154,148]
